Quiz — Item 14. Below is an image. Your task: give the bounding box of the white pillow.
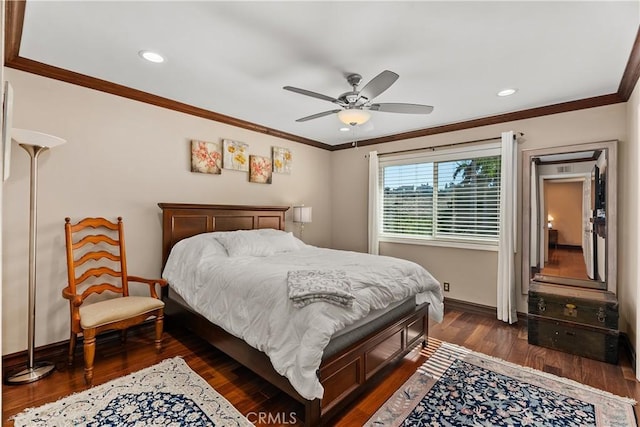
[261,230,300,253]
[175,232,228,258]
[215,229,299,257]
[256,228,307,249]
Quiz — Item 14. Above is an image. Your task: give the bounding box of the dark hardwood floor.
[3,309,638,426]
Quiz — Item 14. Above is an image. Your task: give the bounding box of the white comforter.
[163,235,443,400]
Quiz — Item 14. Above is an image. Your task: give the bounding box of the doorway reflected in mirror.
[539,179,590,281]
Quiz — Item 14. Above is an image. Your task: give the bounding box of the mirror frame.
[521,140,617,294]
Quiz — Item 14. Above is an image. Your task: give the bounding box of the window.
[379,143,501,248]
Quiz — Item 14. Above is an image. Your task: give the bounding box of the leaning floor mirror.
[521,140,617,294]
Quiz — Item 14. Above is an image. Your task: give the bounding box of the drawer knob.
[597,307,606,323]
[537,298,546,312]
[565,303,576,309]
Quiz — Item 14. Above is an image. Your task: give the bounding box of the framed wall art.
[191,139,222,174]
[223,139,249,171]
[249,155,272,184]
[272,146,292,174]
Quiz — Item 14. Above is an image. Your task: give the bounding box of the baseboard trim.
[4,301,518,369]
[444,297,528,324]
[6,306,632,374]
[3,339,70,372]
[2,322,156,372]
[620,332,636,374]
[555,244,582,251]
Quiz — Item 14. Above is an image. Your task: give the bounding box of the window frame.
[377,141,501,251]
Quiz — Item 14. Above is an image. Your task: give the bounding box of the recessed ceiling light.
[339,127,350,132]
[139,50,165,63]
[497,88,517,97]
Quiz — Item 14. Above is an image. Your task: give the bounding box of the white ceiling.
[17,1,639,147]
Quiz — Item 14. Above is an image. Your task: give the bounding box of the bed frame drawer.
[407,317,426,346]
[320,357,362,408]
[365,330,403,379]
[318,303,429,417]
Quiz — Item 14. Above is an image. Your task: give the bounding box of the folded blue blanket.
[287,270,355,308]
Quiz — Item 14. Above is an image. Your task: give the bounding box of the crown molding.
[329,93,624,151]
[618,26,640,100]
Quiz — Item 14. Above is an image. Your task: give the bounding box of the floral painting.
[249,155,272,184]
[272,146,292,174]
[191,140,221,174]
[222,139,249,171]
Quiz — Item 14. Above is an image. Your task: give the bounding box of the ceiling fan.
[283,70,433,126]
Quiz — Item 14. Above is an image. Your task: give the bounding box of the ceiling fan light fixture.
[338,108,371,126]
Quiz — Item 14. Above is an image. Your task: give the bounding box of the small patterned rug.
[12,357,252,427]
[366,339,636,427]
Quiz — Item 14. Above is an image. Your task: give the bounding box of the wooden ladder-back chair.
[63,217,167,385]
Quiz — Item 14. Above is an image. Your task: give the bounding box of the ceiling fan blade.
[369,103,434,114]
[283,86,339,103]
[295,109,342,122]
[359,70,399,101]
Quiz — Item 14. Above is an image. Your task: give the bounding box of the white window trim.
[379,234,499,252]
[379,142,501,166]
[377,141,501,250]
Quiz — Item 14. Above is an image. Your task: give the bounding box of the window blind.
[378,143,501,246]
[382,162,434,236]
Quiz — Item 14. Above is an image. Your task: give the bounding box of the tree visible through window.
[380,154,501,244]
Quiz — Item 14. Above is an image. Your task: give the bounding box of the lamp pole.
[6,144,55,384]
[5,129,65,384]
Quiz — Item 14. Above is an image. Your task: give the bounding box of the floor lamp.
[6,128,66,384]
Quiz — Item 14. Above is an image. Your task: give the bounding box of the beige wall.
[331,104,628,311]
[625,79,640,375]
[1,68,332,355]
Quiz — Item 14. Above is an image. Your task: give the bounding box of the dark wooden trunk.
[527,282,619,364]
[528,283,618,329]
[528,314,619,363]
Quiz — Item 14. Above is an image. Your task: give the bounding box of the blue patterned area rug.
[366,340,636,427]
[12,357,252,427]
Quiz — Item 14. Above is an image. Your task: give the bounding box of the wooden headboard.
[158,203,289,268]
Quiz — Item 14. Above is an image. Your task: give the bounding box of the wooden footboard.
[317,302,429,424]
[165,297,428,426]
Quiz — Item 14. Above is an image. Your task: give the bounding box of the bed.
[158,203,443,426]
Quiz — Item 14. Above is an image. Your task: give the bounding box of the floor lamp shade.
[6,128,66,385]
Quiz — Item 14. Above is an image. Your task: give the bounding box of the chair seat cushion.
[79,296,164,329]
